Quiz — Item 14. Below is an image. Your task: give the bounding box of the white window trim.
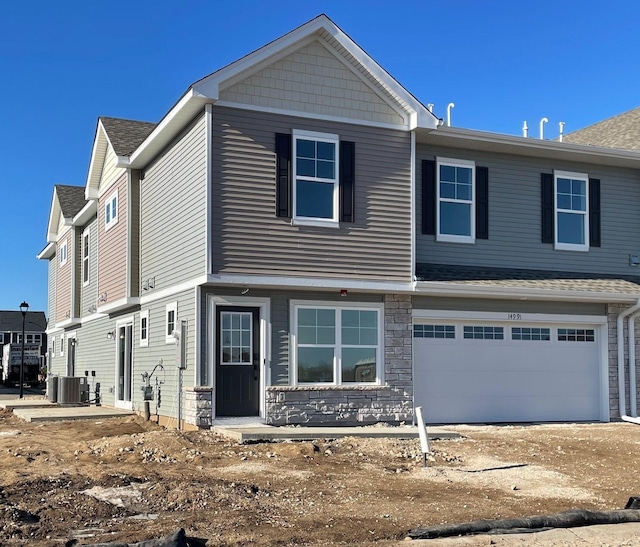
[554,170,589,252]
[292,129,340,228]
[436,157,476,244]
[59,241,68,267]
[105,190,118,231]
[290,300,384,387]
[82,231,90,285]
[60,334,64,357]
[165,302,177,344]
[140,309,149,348]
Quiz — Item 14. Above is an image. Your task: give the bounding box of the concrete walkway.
[12,405,134,422]
[211,423,460,443]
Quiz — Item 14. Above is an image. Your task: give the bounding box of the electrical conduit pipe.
[617,300,640,424]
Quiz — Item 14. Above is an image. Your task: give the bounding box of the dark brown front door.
[216,306,260,416]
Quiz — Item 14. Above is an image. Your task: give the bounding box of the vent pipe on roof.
[427,103,434,113]
[558,121,566,142]
[522,121,529,138]
[539,117,548,140]
[446,103,455,127]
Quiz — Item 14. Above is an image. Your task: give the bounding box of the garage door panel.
[414,320,602,424]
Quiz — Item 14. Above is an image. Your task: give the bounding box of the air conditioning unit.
[47,376,58,403]
[58,376,86,404]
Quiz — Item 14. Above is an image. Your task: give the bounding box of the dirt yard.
[1,408,640,546]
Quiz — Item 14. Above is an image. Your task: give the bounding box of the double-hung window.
[82,232,89,284]
[437,158,475,243]
[293,130,339,226]
[554,171,589,251]
[293,303,382,385]
[165,303,177,344]
[105,191,118,231]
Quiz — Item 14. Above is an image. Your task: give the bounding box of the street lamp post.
[19,301,29,399]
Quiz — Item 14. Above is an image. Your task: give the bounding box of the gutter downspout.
[625,309,640,421]
[617,299,640,423]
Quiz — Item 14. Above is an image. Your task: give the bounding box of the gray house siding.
[134,290,196,422]
[210,107,412,282]
[140,113,207,293]
[81,219,98,317]
[416,144,640,275]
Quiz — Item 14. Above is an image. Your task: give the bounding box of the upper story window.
[292,302,382,385]
[436,158,475,243]
[293,130,339,226]
[555,171,589,251]
[105,191,118,231]
[59,241,68,267]
[82,232,90,285]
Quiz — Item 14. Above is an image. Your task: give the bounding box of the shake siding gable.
[140,113,207,290]
[210,107,412,281]
[98,172,128,305]
[416,144,640,275]
[55,231,72,324]
[219,40,405,127]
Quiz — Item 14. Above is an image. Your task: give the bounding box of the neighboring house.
[38,14,640,427]
[0,310,47,363]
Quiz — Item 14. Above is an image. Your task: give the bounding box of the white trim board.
[413,309,607,325]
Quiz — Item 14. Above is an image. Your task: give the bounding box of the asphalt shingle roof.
[100,117,157,157]
[0,311,47,332]
[563,107,640,151]
[55,185,87,218]
[416,263,640,295]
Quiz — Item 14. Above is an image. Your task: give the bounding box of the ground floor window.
[292,302,382,385]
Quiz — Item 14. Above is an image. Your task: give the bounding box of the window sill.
[436,234,475,244]
[105,221,118,232]
[292,218,340,229]
[554,243,589,252]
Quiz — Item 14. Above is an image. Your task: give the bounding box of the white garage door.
[413,320,603,424]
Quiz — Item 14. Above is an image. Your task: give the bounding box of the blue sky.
[1,0,639,314]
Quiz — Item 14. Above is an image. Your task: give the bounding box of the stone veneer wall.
[184,386,213,428]
[265,294,413,425]
[608,303,640,420]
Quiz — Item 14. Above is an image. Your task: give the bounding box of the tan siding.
[140,113,207,291]
[48,255,56,323]
[100,143,125,193]
[73,228,81,318]
[98,172,128,305]
[220,40,404,126]
[55,231,72,324]
[211,107,412,282]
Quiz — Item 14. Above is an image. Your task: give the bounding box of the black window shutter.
[275,133,291,218]
[422,160,436,235]
[589,178,601,247]
[541,173,554,244]
[475,166,489,240]
[339,141,355,222]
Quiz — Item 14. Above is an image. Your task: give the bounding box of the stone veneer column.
[183,386,213,428]
[265,294,414,426]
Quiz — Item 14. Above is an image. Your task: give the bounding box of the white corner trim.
[410,131,416,282]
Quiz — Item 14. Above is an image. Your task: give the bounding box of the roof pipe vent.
[427,103,434,113]
[522,121,529,138]
[539,117,549,140]
[446,103,455,127]
[558,121,566,142]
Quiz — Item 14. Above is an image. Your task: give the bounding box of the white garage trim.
[412,310,609,423]
[413,309,607,325]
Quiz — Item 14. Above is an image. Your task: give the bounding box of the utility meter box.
[143,385,153,401]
